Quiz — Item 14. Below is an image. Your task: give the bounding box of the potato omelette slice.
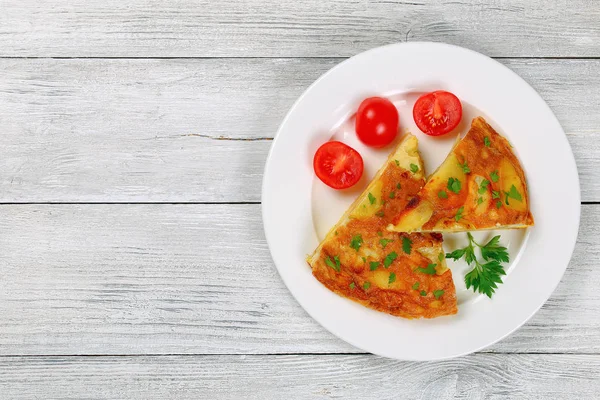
[389,117,534,233]
[307,134,457,319]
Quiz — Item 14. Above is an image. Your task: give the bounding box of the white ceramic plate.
[262,42,580,360]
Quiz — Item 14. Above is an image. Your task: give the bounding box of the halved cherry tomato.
[355,97,399,147]
[313,141,364,189]
[413,91,462,136]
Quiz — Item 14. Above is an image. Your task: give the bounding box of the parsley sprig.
[446,233,509,298]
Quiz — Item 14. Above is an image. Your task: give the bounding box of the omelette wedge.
[307,135,457,319]
[388,117,534,233]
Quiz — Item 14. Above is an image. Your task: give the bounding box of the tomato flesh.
[313,141,364,189]
[413,91,462,136]
[355,97,399,147]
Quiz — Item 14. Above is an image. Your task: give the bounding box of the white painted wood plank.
[1,0,599,58]
[0,58,599,202]
[0,203,597,355]
[1,354,599,399]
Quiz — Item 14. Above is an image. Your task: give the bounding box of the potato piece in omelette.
[307,134,457,319]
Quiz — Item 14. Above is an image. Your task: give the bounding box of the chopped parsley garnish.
[446,233,509,298]
[375,210,385,217]
[350,234,363,251]
[459,161,471,174]
[389,191,395,199]
[484,136,491,147]
[496,200,502,209]
[410,163,419,173]
[433,290,444,299]
[325,255,341,272]
[490,170,499,183]
[455,206,464,221]
[447,177,461,194]
[377,231,383,237]
[369,261,380,271]
[349,282,355,290]
[383,251,398,268]
[438,253,445,262]
[477,197,484,205]
[438,190,448,199]
[368,192,376,205]
[504,184,523,205]
[396,183,402,190]
[363,282,371,290]
[412,282,420,290]
[361,256,367,263]
[402,237,412,254]
[388,273,396,285]
[394,159,400,166]
[420,290,427,296]
[416,263,437,275]
[478,179,490,194]
[492,190,500,199]
[379,238,394,249]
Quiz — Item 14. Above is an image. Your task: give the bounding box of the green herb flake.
[477,197,484,205]
[496,200,502,209]
[388,273,397,285]
[383,251,398,268]
[394,159,400,166]
[380,238,394,249]
[349,282,355,290]
[490,170,499,183]
[504,184,523,205]
[410,163,419,173]
[325,256,341,272]
[420,290,427,296]
[478,179,490,194]
[433,290,444,299]
[416,263,437,275]
[484,136,491,147]
[369,261,380,271]
[438,190,448,199]
[492,190,500,199]
[363,282,371,290]
[361,256,367,263]
[447,177,462,194]
[460,161,471,174]
[350,234,363,251]
[412,282,420,290]
[396,183,402,190]
[402,237,412,255]
[438,253,445,262]
[368,192,376,205]
[377,231,383,237]
[389,191,395,199]
[375,210,385,218]
[455,206,464,222]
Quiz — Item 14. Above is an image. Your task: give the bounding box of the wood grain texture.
[1,354,599,399]
[0,58,598,202]
[1,0,599,58]
[0,203,596,355]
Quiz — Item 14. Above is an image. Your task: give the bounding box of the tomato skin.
[355,97,399,147]
[313,141,364,189]
[413,91,462,136]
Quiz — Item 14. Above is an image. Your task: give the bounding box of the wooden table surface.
[0,1,598,398]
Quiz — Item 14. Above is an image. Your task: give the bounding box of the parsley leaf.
[455,206,464,221]
[350,234,363,251]
[363,282,371,290]
[433,290,444,299]
[420,290,427,296]
[412,282,420,290]
[490,170,499,183]
[446,248,466,261]
[438,190,448,199]
[496,200,502,209]
[383,252,398,268]
[477,197,484,205]
[379,238,394,249]
[377,231,383,237]
[410,163,419,173]
[396,183,401,190]
[402,237,412,254]
[388,273,396,285]
[389,191,395,199]
[478,179,490,194]
[484,136,491,147]
[480,235,510,263]
[416,263,437,275]
[349,282,355,290]
[492,190,500,199]
[369,261,380,271]
[460,161,471,174]
[375,210,385,217]
[368,192,376,205]
[504,184,523,205]
[361,256,367,263]
[447,177,461,194]
[325,256,341,272]
[394,159,400,166]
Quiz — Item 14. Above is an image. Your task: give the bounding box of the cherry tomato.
[355,97,399,147]
[413,91,462,136]
[313,141,364,189]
